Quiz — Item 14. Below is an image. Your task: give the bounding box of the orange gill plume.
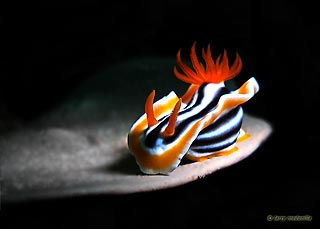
[173,42,243,84]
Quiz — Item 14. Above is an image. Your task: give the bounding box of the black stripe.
[190,134,239,153]
[196,106,242,135]
[191,107,242,147]
[163,86,229,144]
[143,119,166,147]
[180,83,207,112]
[144,84,229,148]
[191,106,242,145]
[190,106,243,153]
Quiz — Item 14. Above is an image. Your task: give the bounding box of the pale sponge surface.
[1,58,272,202]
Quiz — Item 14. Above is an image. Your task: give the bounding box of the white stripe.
[196,107,243,140]
[178,84,224,121]
[188,142,237,158]
[191,131,239,151]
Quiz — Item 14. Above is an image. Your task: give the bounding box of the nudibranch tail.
[174,42,242,85]
[128,42,259,175]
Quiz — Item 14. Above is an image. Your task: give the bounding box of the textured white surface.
[1,58,272,202]
[2,113,271,202]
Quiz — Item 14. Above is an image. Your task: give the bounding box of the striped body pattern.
[128,42,259,174]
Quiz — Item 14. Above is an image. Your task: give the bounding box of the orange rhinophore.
[162,98,182,137]
[145,90,158,128]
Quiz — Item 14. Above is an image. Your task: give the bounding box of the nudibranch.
[128,42,259,175]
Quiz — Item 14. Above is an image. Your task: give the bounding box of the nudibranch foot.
[127,42,259,175]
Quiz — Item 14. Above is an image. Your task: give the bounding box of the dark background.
[1,0,319,228]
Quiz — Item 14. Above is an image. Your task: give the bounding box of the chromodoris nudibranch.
[128,42,259,175]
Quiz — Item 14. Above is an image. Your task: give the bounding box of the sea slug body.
[128,42,259,174]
